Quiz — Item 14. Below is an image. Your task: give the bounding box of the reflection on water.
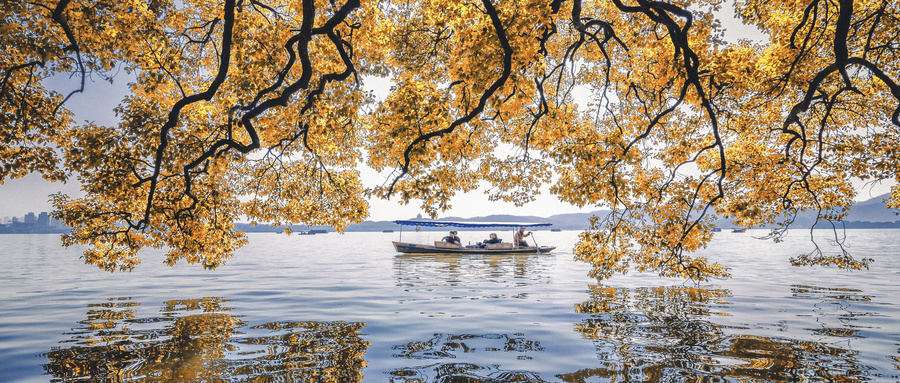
[390,333,546,382]
[393,333,544,358]
[792,285,874,339]
[11,231,897,382]
[394,254,551,291]
[389,253,554,381]
[43,297,369,382]
[792,285,872,302]
[568,285,877,382]
[394,253,543,288]
[42,287,889,383]
[390,363,546,383]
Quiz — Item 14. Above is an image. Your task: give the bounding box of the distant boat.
[732,228,746,233]
[382,229,394,233]
[391,220,555,254]
[551,228,562,232]
[711,227,722,232]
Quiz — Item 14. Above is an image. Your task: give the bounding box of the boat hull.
[392,241,555,254]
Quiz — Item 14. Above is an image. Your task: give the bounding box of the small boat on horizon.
[391,220,556,254]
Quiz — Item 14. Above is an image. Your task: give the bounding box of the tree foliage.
[2,0,898,278]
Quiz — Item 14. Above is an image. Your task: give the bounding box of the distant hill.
[236,210,611,233]
[846,193,899,222]
[10,194,896,235]
[711,192,900,229]
[435,212,609,230]
[235,193,900,234]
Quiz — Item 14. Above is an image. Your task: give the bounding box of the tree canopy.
[2,0,898,279]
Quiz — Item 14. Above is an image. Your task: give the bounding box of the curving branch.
[589,0,727,275]
[386,0,514,196]
[135,0,238,229]
[176,0,361,217]
[49,0,87,112]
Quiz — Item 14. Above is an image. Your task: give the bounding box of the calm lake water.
[1,229,898,382]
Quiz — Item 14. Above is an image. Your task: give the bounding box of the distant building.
[0,211,69,233]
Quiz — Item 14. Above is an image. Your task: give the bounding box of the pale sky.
[0,74,590,221]
[0,171,591,221]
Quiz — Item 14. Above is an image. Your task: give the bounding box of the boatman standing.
[514,227,532,247]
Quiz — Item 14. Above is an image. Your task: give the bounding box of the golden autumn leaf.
[2,0,897,278]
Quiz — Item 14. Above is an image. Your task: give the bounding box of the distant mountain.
[11,194,895,235]
[846,193,899,223]
[424,212,609,230]
[711,192,900,229]
[233,193,900,234]
[235,210,611,233]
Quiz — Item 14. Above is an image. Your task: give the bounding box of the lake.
[1,229,898,382]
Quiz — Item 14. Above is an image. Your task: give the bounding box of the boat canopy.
[393,220,552,228]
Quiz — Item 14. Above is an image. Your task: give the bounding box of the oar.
[531,232,540,254]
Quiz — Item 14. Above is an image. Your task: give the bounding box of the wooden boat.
[391,220,556,254]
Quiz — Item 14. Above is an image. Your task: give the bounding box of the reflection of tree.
[394,332,544,358]
[564,285,874,382]
[792,284,873,337]
[233,321,369,382]
[393,253,540,288]
[389,333,546,382]
[43,297,368,382]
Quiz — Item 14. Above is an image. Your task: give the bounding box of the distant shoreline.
[236,221,900,233]
[0,226,70,234]
[5,221,900,235]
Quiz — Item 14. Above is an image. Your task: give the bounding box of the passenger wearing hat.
[442,230,461,245]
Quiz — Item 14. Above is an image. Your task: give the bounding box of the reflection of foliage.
[232,321,369,382]
[792,285,872,339]
[390,363,547,383]
[567,285,876,382]
[390,333,546,382]
[394,332,544,358]
[791,284,871,302]
[43,297,368,382]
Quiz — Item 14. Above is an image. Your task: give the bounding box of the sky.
[0,73,590,221]
[0,5,892,221]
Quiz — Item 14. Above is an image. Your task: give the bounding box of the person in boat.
[514,227,532,247]
[442,231,461,245]
[479,233,501,247]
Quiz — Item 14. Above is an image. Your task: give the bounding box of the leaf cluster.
[2,0,898,278]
